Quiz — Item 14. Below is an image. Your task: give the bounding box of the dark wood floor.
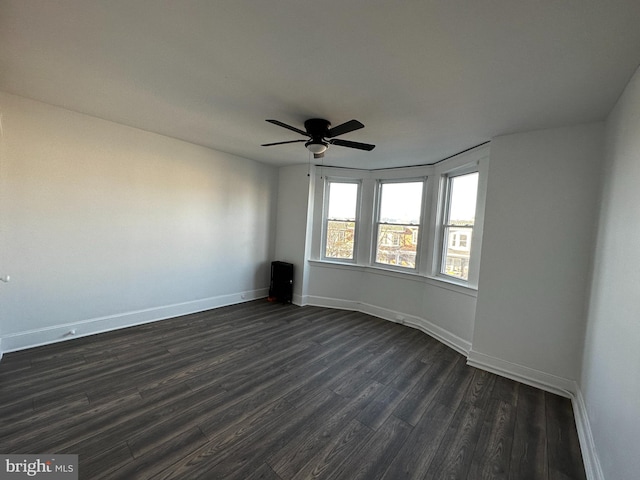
[0,301,586,479]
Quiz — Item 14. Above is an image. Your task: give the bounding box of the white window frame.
[321,177,361,263]
[430,149,488,288]
[372,177,427,271]
[439,169,478,282]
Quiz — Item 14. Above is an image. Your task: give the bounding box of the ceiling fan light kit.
[305,141,328,155]
[262,117,375,158]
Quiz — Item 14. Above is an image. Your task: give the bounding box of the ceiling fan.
[261,118,375,158]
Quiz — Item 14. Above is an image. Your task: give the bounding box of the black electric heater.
[268,261,293,304]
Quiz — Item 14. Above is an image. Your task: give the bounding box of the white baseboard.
[305,295,356,311]
[466,349,575,398]
[571,386,604,480]
[0,288,268,354]
[292,293,306,306]
[305,295,471,356]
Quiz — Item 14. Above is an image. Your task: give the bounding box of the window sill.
[307,259,478,297]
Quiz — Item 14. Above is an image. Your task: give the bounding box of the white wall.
[471,123,603,393]
[273,164,314,304]
[0,92,278,352]
[580,67,640,480]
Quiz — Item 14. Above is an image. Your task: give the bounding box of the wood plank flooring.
[0,301,586,479]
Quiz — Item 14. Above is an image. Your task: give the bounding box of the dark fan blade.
[261,139,307,147]
[266,119,309,137]
[327,119,364,138]
[329,138,376,151]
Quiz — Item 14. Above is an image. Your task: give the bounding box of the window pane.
[325,181,358,260]
[375,224,419,268]
[379,182,423,224]
[443,226,472,280]
[327,182,358,220]
[325,220,356,259]
[448,172,478,225]
[441,172,478,280]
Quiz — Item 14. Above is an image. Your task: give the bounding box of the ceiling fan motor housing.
[304,118,331,138]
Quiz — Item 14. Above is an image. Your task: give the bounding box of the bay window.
[314,144,488,289]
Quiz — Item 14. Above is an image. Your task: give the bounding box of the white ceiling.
[1,1,639,170]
